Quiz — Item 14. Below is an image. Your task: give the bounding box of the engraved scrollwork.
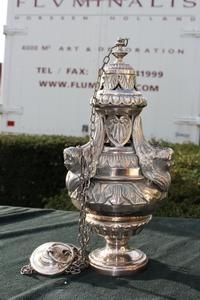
[103,73,135,90]
[105,114,132,147]
[87,181,164,206]
[86,215,152,238]
[104,74,118,90]
[95,91,147,108]
[98,151,139,168]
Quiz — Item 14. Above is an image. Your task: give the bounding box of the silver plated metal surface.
[29,242,75,276]
[64,38,173,276]
[21,38,173,278]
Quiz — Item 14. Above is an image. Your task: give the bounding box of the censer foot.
[89,246,148,276]
[86,213,151,276]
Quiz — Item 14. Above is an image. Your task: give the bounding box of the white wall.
[1,0,200,143]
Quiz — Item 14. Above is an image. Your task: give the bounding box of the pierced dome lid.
[102,38,136,91]
[92,38,147,109]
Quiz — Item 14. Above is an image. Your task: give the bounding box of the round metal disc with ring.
[30,242,75,276]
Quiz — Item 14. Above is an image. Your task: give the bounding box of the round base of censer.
[89,248,148,277]
[86,212,151,276]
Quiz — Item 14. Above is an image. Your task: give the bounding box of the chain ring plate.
[30,242,75,276]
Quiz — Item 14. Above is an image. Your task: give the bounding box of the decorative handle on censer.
[21,38,173,277]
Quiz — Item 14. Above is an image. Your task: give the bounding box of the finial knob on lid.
[112,38,129,63]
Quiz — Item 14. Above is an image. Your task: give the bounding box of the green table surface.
[0,206,200,300]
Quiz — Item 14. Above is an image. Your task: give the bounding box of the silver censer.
[64,38,173,276]
[21,39,173,277]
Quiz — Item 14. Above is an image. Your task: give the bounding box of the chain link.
[20,264,35,275]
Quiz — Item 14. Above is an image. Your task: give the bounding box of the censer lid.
[93,38,147,109]
[104,39,135,76]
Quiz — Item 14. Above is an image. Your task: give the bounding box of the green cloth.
[0,206,200,300]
